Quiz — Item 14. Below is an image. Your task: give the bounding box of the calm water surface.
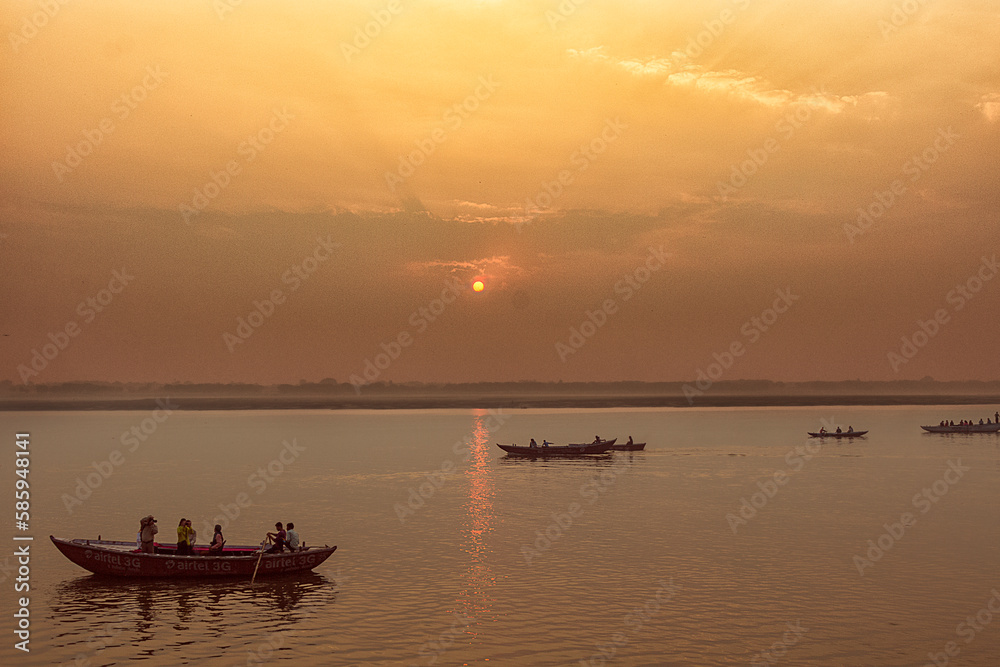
[2,406,999,666]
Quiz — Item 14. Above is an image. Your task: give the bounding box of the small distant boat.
[567,438,616,448]
[497,438,615,457]
[807,430,868,438]
[920,424,1000,434]
[609,441,646,451]
[51,536,337,578]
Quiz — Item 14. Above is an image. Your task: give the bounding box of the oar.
[251,537,267,584]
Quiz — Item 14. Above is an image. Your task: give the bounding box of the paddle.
[251,536,269,584]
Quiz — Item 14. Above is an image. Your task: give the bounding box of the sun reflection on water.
[458,410,497,627]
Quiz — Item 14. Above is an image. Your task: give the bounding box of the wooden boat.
[609,441,646,451]
[497,438,615,457]
[567,438,616,448]
[50,536,336,578]
[807,430,868,438]
[921,424,1000,434]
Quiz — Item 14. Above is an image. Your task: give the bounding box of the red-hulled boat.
[50,536,337,578]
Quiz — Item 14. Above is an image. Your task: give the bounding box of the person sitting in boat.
[208,524,225,555]
[847,426,854,433]
[139,515,158,554]
[835,427,842,433]
[819,427,827,434]
[979,419,985,425]
[529,438,538,448]
[949,420,954,426]
[593,435,602,444]
[542,440,551,447]
[266,522,287,553]
[286,522,300,552]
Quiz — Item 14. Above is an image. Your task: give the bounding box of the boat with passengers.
[51,535,337,578]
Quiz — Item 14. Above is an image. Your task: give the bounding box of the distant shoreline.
[3,394,999,411]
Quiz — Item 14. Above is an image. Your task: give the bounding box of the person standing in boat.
[177,518,194,555]
[286,522,300,552]
[139,515,158,554]
[627,436,634,445]
[266,522,287,553]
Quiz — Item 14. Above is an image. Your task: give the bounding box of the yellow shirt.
[177,525,192,544]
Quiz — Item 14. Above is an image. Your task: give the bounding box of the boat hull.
[51,536,336,578]
[920,425,1000,433]
[567,438,616,448]
[807,431,868,438]
[609,442,646,451]
[497,441,614,457]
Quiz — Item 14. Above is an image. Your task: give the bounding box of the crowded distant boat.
[921,413,1000,433]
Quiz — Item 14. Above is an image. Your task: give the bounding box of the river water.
[1,405,999,666]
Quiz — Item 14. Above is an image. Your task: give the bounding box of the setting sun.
[472,280,485,292]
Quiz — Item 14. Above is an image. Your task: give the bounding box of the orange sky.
[1,0,999,385]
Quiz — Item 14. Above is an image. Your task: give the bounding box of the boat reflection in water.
[48,572,339,662]
[459,411,497,630]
